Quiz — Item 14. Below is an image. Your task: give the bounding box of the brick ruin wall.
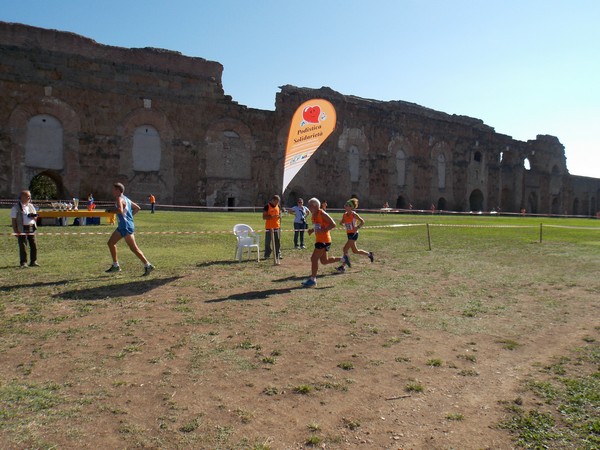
[1,22,598,214]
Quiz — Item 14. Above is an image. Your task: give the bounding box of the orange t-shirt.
[265,203,280,229]
[312,210,332,243]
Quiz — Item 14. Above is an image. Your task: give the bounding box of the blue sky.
[2,0,599,178]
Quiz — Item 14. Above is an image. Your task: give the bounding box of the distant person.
[301,197,349,288]
[105,182,154,275]
[321,200,328,211]
[288,198,310,249]
[148,193,156,214]
[10,190,39,268]
[263,194,282,260]
[337,198,373,272]
[87,193,96,211]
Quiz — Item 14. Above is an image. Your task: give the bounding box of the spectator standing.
[263,194,282,260]
[149,194,156,214]
[288,198,310,249]
[10,190,39,268]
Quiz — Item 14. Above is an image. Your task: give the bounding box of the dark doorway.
[227,197,235,211]
[437,197,446,211]
[551,197,561,215]
[396,195,407,209]
[527,192,538,214]
[469,189,484,211]
[29,172,60,200]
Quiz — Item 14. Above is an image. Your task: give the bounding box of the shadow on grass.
[195,260,250,268]
[207,284,333,303]
[206,286,292,303]
[0,279,79,291]
[273,272,344,283]
[52,276,182,300]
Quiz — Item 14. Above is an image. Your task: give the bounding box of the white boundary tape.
[3,222,599,237]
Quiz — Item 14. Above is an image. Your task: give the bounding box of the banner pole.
[271,230,279,265]
[427,223,432,251]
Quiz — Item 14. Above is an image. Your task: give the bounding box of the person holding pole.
[263,194,282,262]
[301,197,349,287]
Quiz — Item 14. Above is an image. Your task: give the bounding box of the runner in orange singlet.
[336,198,374,272]
[301,198,350,288]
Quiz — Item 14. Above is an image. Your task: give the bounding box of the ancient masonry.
[1,22,598,214]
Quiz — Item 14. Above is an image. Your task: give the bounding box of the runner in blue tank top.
[106,182,154,276]
[116,194,135,237]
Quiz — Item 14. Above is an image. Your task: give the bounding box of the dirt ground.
[1,253,598,449]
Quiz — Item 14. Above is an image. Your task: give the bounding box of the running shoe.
[368,252,374,263]
[105,265,121,273]
[336,265,346,273]
[301,278,317,288]
[143,264,155,276]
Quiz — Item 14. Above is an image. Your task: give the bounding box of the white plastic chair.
[233,224,260,262]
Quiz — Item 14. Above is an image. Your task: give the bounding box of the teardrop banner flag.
[282,99,336,193]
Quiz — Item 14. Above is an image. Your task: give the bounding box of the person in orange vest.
[336,198,374,272]
[148,194,156,214]
[301,197,349,288]
[262,194,282,260]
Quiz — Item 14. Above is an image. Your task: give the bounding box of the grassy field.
[1,209,599,448]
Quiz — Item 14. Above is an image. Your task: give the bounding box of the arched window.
[523,157,531,171]
[437,153,446,189]
[396,149,406,186]
[473,151,482,163]
[25,114,63,170]
[349,146,360,182]
[132,125,161,171]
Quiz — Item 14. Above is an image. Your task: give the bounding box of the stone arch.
[29,170,62,200]
[527,191,538,214]
[469,189,484,211]
[120,108,175,203]
[388,136,412,189]
[437,153,446,189]
[573,198,580,215]
[204,118,255,207]
[501,187,515,213]
[396,149,406,187]
[551,197,561,215]
[9,97,80,197]
[349,146,360,182]
[132,125,161,172]
[25,114,63,170]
